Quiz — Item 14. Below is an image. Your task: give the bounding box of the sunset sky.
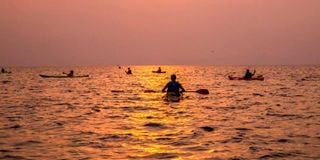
[0,0,319,66]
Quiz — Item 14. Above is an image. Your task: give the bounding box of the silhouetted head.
[128,67,131,70]
[171,74,176,81]
[70,70,74,74]
[246,69,249,72]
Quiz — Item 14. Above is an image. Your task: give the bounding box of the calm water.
[0,66,319,159]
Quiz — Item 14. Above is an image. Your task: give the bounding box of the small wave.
[220,136,243,143]
[9,124,21,129]
[121,106,157,111]
[69,140,108,149]
[14,140,42,146]
[2,80,11,84]
[276,138,291,143]
[252,93,264,97]
[0,155,30,160]
[235,128,252,131]
[155,137,172,141]
[99,134,131,142]
[55,102,72,106]
[259,151,303,159]
[0,149,11,153]
[200,126,215,132]
[141,153,178,159]
[249,146,261,152]
[300,75,320,81]
[144,122,164,128]
[184,145,210,151]
[171,141,196,146]
[266,112,304,119]
[228,157,246,160]
[203,157,224,160]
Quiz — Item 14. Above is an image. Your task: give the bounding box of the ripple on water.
[200,126,215,132]
[1,66,319,159]
[140,153,179,159]
[183,145,210,151]
[99,134,132,142]
[259,151,303,159]
[0,155,30,160]
[121,106,158,112]
[8,124,22,129]
[144,122,164,128]
[14,140,42,147]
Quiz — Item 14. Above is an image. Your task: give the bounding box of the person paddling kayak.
[1,68,11,73]
[162,74,185,96]
[152,67,166,73]
[63,70,74,77]
[244,69,255,79]
[126,67,132,74]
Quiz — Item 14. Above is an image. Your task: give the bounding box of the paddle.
[144,89,209,95]
[185,89,209,95]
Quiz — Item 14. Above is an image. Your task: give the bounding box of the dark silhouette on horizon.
[243,69,256,79]
[162,74,185,96]
[63,70,74,77]
[126,67,132,74]
[1,68,11,74]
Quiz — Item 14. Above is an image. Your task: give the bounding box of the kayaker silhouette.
[63,70,74,77]
[1,68,10,73]
[244,69,255,79]
[126,67,132,74]
[162,74,185,96]
[157,67,162,73]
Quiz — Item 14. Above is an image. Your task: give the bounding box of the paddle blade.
[111,90,125,93]
[144,90,157,93]
[195,89,209,95]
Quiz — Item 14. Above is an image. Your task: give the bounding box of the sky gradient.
[0,0,319,66]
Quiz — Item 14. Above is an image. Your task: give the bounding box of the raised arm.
[162,83,169,92]
[178,82,186,92]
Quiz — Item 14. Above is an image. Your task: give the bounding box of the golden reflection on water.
[116,66,194,158]
[1,66,319,159]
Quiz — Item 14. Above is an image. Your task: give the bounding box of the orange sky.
[0,0,319,66]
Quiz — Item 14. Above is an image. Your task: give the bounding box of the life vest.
[167,81,180,93]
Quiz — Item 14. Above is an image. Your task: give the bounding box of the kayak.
[163,93,182,102]
[228,75,264,81]
[152,71,166,73]
[39,74,89,78]
[1,72,11,74]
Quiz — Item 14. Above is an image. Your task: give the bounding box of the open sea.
[0,65,319,160]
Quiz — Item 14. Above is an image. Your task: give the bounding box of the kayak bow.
[152,71,166,73]
[163,93,182,102]
[39,74,89,78]
[228,76,264,81]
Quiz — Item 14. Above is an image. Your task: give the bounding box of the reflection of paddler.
[162,74,185,96]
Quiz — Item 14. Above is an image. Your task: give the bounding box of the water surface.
[0,66,319,159]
